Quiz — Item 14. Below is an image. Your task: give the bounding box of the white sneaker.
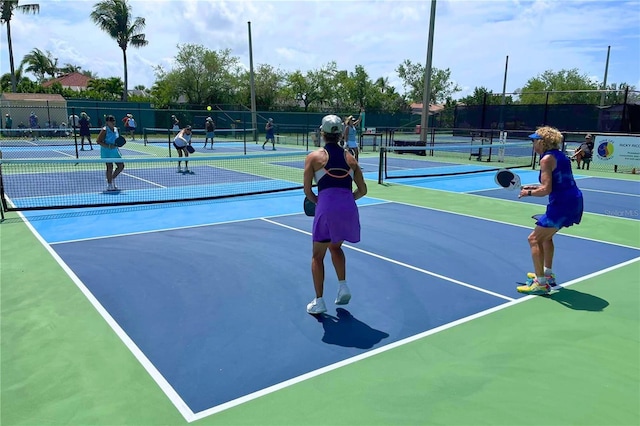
[112,182,118,190]
[306,297,327,314]
[177,166,182,173]
[335,284,351,305]
[106,183,115,191]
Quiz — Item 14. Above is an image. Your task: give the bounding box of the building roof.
[0,93,66,101]
[42,72,92,89]
[410,103,445,115]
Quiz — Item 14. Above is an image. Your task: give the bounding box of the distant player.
[173,125,193,173]
[262,118,276,150]
[204,117,215,149]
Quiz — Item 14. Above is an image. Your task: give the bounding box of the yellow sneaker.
[517,280,550,295]
[526,272,556,286]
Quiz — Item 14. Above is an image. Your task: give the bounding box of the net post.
[72,107,79,159]
[167,129,172,157]
[0,150,6,220]
[243,118,247,155]
[378,147,385,184]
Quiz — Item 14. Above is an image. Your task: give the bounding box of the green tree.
[20,47,57,82]
[0,68,26,92]
[90,0,148,101]
[1,0,39,92]
[284,70,317,112]
[396,60,461,103]
[238,64,286,110]
[87,76,124,100]
[154,44,244,106]
[458,86,514,105]
[515,69,599,104]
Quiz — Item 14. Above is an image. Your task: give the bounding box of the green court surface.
[1,168,639,425]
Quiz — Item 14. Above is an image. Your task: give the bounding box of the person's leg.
[528,226,558,277]
[80,135,85,150]
[88,135,93,149]
[112,162,125,180]
[328,242,346,281]
[204,137,208,148]
[329,242,351,304]
[177,149,183,170]
[519,226,559,294]
[105,163,114,190]
[308,241,330,313]
[311,242,330,297]
[271,137,276,150]
[543,238,554,271]
[184,151,189,172]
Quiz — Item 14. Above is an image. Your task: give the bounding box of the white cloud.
[1,0,638,98]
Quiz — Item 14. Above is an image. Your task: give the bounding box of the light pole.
[248,21,257,142]
[419,0,437,144]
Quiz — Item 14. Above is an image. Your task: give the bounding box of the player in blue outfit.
[262,118,276,150]
[96,115,124,191]
[517,126,583,295]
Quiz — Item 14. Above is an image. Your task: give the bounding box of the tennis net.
[143,127,253,145]
[378,140,535,184]
[0,127,104,147]
[0,151,308,211]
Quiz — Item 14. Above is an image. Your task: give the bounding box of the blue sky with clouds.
[2,0,639,99]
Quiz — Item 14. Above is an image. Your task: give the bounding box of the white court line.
[190,253,640,422]
[261,218,514,302]
[580,187,640,197]
[13,209,198,423]
[458,190,640,224]
[121,172,166,188]
[49,199,392,245]
[16,199,639,422]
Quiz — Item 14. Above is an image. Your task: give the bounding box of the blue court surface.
[28,191,640,419]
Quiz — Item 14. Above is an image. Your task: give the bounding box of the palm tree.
[90,0,148,101]
[20,47,57,82]
[1,0,40,92]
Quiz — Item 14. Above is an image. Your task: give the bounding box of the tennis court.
[2,147,639,425]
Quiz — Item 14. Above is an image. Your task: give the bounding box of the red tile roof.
[0,93,66,101]
[410,103,445,114]
[42,72,92,88]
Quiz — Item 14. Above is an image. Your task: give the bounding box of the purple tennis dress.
[536,149,583,229]
[312,143,360,243]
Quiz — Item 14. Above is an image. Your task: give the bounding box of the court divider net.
[0,151,309,211]
[378,141,536,184]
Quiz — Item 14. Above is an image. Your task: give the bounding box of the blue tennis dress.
[536,149,583,229]
[100,126,122,159]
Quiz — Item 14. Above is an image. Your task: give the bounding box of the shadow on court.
[316,308,390,349]
[545,288,610,312]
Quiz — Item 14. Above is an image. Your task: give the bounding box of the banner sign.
[593,135,640,167]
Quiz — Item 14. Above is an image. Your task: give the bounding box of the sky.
[1,0,639,100]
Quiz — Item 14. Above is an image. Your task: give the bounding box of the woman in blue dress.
[96,115,125,191]
[517,126,583,295]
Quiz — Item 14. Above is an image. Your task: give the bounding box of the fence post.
[543,92,550,125]
[621,86,630,132]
